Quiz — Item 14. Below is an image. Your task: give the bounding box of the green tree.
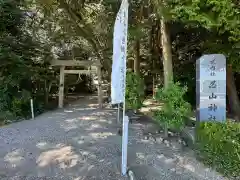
[171,0,240,120]
[154,82,191,136]
[0,0,41,120]
[125,71,145,112]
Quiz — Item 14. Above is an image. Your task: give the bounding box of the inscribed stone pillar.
[196,54,226,122]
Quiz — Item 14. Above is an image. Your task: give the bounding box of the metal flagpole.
[121,0,129,175]
[121,76,128,176]
[122,115,129,176]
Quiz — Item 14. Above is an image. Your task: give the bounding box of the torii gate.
[51,59,103,108]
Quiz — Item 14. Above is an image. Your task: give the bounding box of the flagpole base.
[121,115,129,176]
[127,169,136,180]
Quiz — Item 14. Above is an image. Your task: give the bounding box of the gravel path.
[0,96,227,180]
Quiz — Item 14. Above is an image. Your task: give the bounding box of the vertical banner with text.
[111,0,129,104]
[111,0,129,176]
[196,54,226,122]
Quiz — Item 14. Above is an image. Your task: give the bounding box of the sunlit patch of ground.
[37,145,79,169]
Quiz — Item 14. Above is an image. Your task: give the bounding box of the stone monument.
[196,54,226,122]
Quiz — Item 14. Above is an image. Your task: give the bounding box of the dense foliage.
[0,0,41,121]
[125,71,145,111]
[196,122,240,178]
[154,82,191,131]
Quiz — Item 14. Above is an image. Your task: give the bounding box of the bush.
[0,89,31,123]
[154,82,191,131]
[0,87,45,124]
[196,122,240,178]
[125,71,145,111]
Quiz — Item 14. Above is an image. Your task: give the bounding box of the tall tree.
[171,0,240,120]
[38,0,117,77]
[0,0,41,119]
[134,3,144,75]
[153,0,174,89]
[160,18,173,89]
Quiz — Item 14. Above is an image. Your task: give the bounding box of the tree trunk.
[160,18,173,89]
[226,65,240,121]
[149,24,155,97]
[130,59,135,71]
[44,80,49,106]
[134,40,140,75]
[97,67,103,108]
[160,17,173,138]
[134,4,143,76]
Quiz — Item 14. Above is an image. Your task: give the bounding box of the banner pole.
[121,115,129,176]
[121,68,127,176]
[121,63,127,176]
[122,0,128,175]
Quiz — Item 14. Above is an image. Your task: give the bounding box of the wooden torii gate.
[51,59,103,108]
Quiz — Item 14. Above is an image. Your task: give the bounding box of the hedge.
[196,122,240,178]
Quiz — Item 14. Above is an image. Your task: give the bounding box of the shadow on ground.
[0,96,226,180]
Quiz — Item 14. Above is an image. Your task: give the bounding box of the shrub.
[0,88,45,123]
[196,122,240,178]
[154,82,191,131]
[125,71,145,112]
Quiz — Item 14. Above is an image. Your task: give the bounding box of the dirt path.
[0,96,226,180]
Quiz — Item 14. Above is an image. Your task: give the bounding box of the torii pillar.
[59,66,65,108]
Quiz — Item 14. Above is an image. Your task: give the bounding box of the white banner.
[111,0,129,104]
